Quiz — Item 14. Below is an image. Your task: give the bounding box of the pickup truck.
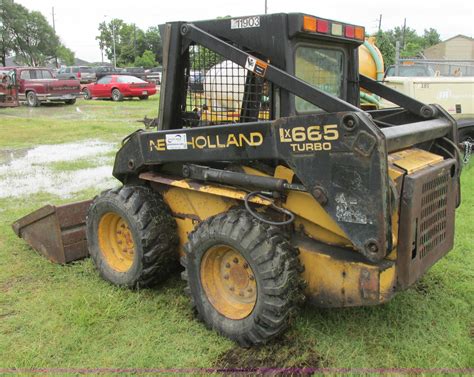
[6,67,82,107]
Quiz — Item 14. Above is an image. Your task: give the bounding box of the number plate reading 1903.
[231,16,261,29]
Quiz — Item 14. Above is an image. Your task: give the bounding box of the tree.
[56,45,75,66]
[0,0,74,67]
[145,26,162,64]
[375,30,396,67]
[134,50,156,68]
[0,0,14,66]
[97,20,163,67]
[374,26,442,64]
[421,28,441,49]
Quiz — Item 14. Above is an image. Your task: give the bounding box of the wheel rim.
[84,90,90,99]
[27,93,35,105]
[113,90,120,100]
[98,212,135,272]
[200,245,257,320]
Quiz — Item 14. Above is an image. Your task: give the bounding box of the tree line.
[375,26,441,66]
[96,19,162,68]
[0,0,75,67]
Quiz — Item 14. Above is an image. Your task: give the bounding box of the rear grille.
[419,173,449,258]
[397,158,456,289]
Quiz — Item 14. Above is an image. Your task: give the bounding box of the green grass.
[0,99,473,371]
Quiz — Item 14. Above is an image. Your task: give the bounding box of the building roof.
[442,34,474,43]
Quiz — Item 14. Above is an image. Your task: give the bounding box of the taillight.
[77,72,81,78]
[316,19,329,33]
[345,25,355,38]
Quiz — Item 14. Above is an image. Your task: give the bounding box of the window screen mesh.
[182,44,271,127]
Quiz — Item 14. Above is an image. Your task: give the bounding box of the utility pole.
[402,17,407,49]
[395,41,400,76]
[378,14,382,32]
[264,0,267,14]
[52,7,58,68]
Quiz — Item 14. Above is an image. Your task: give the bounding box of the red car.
[83,75,157,101]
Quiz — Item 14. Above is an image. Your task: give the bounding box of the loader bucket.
[12,200,92,264]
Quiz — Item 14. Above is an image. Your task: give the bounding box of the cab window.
[295,46,345,112]
[20,70,31,80]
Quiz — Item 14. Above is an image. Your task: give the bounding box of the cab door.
[92,76,112,97]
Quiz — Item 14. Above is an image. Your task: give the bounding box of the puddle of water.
[0,140,117,199]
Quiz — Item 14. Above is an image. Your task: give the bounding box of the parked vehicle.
[124,67,145,74]
[0,69,19,107]
[189,70,204,92]
[5,67,81,107]
[82,75,157,101]
[57,66,96,83]
[384,64,436,78]
[382,76,474,161]
[145,67,162,85]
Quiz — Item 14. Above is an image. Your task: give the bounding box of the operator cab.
[158,13,365,129]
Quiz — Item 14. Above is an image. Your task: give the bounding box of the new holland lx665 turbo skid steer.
[14,13,463,346]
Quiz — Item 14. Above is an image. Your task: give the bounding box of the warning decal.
[245,56,268,77]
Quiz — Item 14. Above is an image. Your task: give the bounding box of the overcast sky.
[15,0,474,63]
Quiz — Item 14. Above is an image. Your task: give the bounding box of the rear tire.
[139,96,149,100]
[26,91,40,107]
[181,209,305,346]
[112,88,123,102]
[86,185,179,288]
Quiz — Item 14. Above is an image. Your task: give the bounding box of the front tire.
[112,88,123,102]
[182,209,305,346]
[64,98,76,105]
[139,95,149,100]
[83,88,92,100]
[26,91,40,107]
[86,185,179,288]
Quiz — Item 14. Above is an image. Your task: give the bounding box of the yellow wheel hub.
[200,245,257,320]
[98,212,135,272]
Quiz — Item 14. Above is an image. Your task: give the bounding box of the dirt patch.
[414,275,444,295]
[0,275,36,293]
[214,332,327,375]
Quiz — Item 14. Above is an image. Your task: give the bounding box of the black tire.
[86,185,179,288]
[181,209,305,346]
[459,128,474,164]
[26,91,40,107]
[83,88,92,100]
[139,95,149,100]
[64,98,76,105]
[112,88,123,102]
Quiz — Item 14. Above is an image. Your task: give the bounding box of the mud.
[215,333,326,376]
